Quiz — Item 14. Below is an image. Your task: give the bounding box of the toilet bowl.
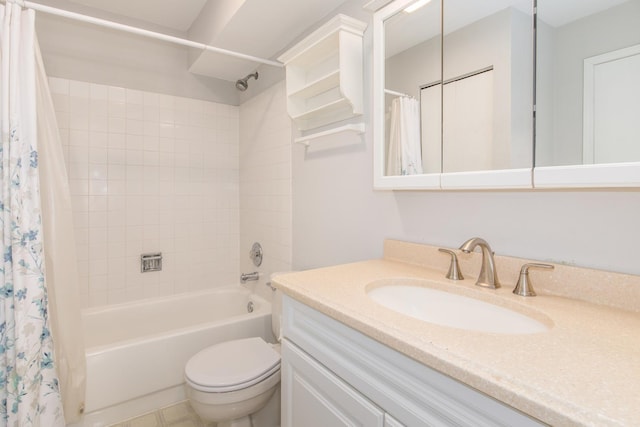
[185,337,281,426]
[184,273,286,426]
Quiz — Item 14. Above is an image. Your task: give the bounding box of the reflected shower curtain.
[1,3,85,425]
[386,96,423,176]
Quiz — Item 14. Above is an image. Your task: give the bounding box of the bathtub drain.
[247,301,254,313]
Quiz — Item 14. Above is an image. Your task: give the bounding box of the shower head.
[235,72,259,91]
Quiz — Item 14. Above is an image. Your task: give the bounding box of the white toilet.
[184,280,283,427]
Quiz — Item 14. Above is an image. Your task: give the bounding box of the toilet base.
[217,416,251,427]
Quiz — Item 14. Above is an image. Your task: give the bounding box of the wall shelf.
[290,97,354,129]
[295,123,365,146]
[290,70,341,99]
[278,14,367,131]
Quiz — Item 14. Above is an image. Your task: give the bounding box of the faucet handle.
[438,249,464,281]
[513,263,554,297]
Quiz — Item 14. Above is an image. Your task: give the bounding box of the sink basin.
[367,283,549,334]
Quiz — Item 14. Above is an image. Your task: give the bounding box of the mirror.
[384,0,442,176]
[442,0,533,174]
[374,0,535,189]
[535,0,640,168]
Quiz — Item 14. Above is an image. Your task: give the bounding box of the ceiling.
[67,0,208,31]
[189,0,350,81]
[59,0,351,82]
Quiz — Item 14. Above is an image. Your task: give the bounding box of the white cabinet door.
[281,339,385,427]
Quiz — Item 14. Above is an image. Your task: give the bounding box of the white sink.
[367,283,549,334]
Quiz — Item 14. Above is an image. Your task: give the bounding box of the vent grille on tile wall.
[141,253,162,273]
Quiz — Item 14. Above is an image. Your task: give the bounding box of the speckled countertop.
[272,240,640,427]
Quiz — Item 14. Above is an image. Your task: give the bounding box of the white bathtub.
[80,286,272,421]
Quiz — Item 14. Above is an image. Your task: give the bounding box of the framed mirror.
[373,0,535,190]
[374,0,442,189]
[534,0,640,188]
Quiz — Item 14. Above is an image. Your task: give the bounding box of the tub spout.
[241,272,259,283]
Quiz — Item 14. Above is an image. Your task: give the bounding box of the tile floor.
[109,401,213,427]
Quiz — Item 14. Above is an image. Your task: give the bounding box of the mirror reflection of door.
[443,3,533,173]
[584,45,640,164]
[442,70,494,172]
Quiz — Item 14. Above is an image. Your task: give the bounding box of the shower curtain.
[1,3,85,425]
[35,36,86,424]
[386,96,423,176]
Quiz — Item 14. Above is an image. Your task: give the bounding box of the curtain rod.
[4,0,284,68]
[385,89,411,98]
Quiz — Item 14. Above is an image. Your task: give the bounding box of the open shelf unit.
[278,14,367,133]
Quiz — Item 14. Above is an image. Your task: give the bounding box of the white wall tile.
[52,94,70,113]
[109,102,126,118]
[126,104,144,121]
[90,83,108,100]
[89,132,108,148]
[89,113,108,132]
[126,88,144,105]
[90,99,108,116]
[89,147,108,164]
[49,77,70,95]
[108,117,126,134]
[54,77,241,308]
[70,81,90,98]
[108,149,126,165]
[238,81,292,302]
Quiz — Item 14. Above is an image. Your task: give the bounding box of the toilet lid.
[185,337,281,392]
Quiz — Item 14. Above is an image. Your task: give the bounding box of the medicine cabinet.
[373,0,534,190]
[373,0,640,190]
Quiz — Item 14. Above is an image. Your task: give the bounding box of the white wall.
[290,1,640,277]
[50,77,240,307]
[239,82,293,301]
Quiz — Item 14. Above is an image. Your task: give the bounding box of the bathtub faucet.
[241,272,259,283]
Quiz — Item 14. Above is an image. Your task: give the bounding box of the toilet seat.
[185,337,281,393]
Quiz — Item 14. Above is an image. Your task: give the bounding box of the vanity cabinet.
[278,14,366,131]
[282,341,385,426]
[281,295,545,427]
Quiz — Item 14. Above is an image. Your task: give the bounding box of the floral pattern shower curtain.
[0,3,65,426]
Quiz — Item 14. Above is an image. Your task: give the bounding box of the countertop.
[272,240,640,426]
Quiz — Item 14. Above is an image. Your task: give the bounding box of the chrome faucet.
[240,272,259,283]
[459,237,500,289]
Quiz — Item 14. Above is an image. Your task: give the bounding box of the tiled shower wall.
[49,77,240,308]
[239,82,292,300]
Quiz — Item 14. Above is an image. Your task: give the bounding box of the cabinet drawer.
[282,339,385,427]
